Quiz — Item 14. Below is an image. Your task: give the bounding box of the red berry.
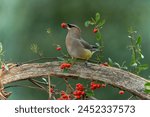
[119,90,125,95]
[91,86,96,90]
[96,84,101,88]
[76,83,81,87]
[93,84,97,88]
[65,63,71,68]
[93,28,98,33]
[57,98,63,100]
[75,95,81,99]
[73,91,78,95]
[61,23,67,28]
[60,63,71,69]
[100,62,109,67]
[1,64,5,68]
[50,88,54,93]
[76,91,82,95]
[56,47,61,51]
[101,84,106,88]
[61,91,66,96]
[1,64,5,71]
[90,82,95,86]
[81,91,85,95]
[62,94,68,99]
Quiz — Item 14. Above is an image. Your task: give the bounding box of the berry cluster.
[90,82,101,90]
[57,91,71,100]
[73,83,85,99]
[61,23,67,29]
[60,63,71,69]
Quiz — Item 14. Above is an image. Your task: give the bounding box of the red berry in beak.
[61,23,67,28]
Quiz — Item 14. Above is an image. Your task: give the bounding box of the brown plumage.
[65,23,98,60]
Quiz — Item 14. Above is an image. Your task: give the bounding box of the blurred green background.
[0,0,150,99]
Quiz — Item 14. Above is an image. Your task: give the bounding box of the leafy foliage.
[30,43,43,57]
[128,27,148,74]
[0,42,4,66]
[85,12,105,62]
[108,58,128,70]
[144,82,150,94]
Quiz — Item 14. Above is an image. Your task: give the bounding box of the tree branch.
[0,61,150,99]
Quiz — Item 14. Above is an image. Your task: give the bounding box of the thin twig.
[21,56,69,64]
[64,78,74,92]
[28,79,47,92]
[48,74,51,99]
[128,95,134,100]
[4,84,46,91]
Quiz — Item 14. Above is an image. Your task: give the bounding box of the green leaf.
[140,53,144,59]
[95,43,100,47]
[128,26,134,33]
[136,36,142,45]
[0,42,3,53]
[47,28,51,34]
[57,57,65,61]
[108,57,113,66]
[145,82,150,90]
[42,78,48,83]
[30,43,39,54]
[114,62,121,68]
[91,17,96,24]
[131,62,137,67]
[144,89,150,94]
[84,21,90,27]
[96,32,101,40]
[86,90,94,97]
[121,66,128,70]
[138,64,149,71]
[144,82,150,94]
[95,12,100,22]
[4,64,9,71]
[131,52,136,65]
[98,19,105,27]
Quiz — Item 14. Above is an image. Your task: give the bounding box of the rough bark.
[0,62,150,99]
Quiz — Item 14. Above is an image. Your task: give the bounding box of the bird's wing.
[79,38,99,52]
[79,38,92,50]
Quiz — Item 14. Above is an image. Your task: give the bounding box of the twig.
[64,78,74,92]
[21,56,69,64]
[28,79,47,92]
[4,84,46,91]
[48,74,51,99]
[128,95,134,100]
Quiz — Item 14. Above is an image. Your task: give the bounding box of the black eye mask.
[67,24,76,28]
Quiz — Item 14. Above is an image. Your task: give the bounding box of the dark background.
[0,0,150,99]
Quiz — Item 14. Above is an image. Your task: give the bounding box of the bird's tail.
[91,44,100,52]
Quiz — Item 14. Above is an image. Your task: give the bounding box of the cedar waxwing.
[64,23,99,60]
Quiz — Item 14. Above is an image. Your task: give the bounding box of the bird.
[62,23,99,60]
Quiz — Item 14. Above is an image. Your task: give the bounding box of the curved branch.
[1,61,150,99]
